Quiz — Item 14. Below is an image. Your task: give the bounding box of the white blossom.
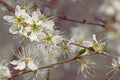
[77,57,96,78]
[0,62,11,80]
[83,34,106,52]
[10,46,39,71]
[3,5,56,42]
[3,5,27,35]
[60,38,78,58]
[100,0,120,16]
[106,56,120,80]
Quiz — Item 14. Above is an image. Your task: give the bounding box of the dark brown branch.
[8,56,82,80]
[0,0,14,12]
[58,16,105,28]
[77,0,105,23]
[47,69,51,80]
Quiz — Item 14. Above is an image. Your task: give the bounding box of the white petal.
[112,59,118,67]
[14,61,26,70]
[92,34,97,42]
[15,5,26,18]
[27,61,37,71]
[0,66,11,78]
[3,68,11,78]
[52,35,62,44]
[81,65,84,72]
[32,11,39,23]
[15,5,21,17]
[3,16,15,23]
[21,27,31,36]
[42,20,54,29]
[9,25,20,34]
[10,60,19,65]
[24,14,33,24]
[29,32,39,41]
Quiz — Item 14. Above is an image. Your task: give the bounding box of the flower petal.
[92,34,97,42]
[3,16,15,23]
[9,25,20,34]
[112,59,118,67]
[10,60,19,65]
[14,61,26,70]
[15,5,21,17]
[27,61,37,71]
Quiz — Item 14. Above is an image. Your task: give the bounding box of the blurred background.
[0,0,119,80]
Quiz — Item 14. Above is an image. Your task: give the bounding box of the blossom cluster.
[2,4,65,79]
[2,4,103,80]
[0,61,11,80]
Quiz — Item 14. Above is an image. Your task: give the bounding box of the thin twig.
[8,56,82,80]
[77,0,105,23]
[0,0,14,12]
[63,39,117,59]
[58,16,105,28]
[47,69,51,80]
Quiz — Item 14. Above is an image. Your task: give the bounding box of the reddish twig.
[8,56,82,80]
[58,16,105,28]
[0,0,14,12]
[77,0,104,23]
[47,69,51,80]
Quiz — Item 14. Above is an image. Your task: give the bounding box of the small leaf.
[78,48,86,56]
[102,46,107,52]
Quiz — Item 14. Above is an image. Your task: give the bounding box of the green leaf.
[78,48,86,56]
[102,46,107,52]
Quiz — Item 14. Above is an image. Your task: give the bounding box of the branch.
[0,0,14,12]
[63,39,117,60]
[47,69,51,80]
[8,55,82,80]
[76,0,105,23]
[8,39,117,80]
[58,16,105,28]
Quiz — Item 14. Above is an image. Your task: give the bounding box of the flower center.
[15,17,24,25]
[93,42,101,51]
[32,23,39,31]
[62,42,69,51]
[81,60,88,68]
[45,35,52,43]
[117,64,120,70]
[22,58,31,63]
[63,46,69,51]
